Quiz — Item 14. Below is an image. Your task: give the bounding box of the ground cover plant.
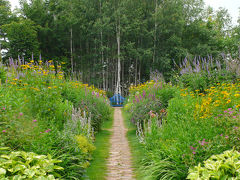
[187,149,240,179]
[0,59,111,179]
[124,57,240,179]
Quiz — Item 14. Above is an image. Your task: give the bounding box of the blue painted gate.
[109,94,125,107]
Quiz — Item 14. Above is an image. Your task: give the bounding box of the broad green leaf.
[0,168,6,175]
[1,155,10,159]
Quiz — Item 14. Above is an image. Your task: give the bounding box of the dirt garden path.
[106,107,135,180]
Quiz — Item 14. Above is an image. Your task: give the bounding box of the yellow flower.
[226,100,231,104]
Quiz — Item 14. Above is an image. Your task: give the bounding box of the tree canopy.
[0,0,240,93]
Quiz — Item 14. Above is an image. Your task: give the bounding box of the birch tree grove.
[1,0,239,95]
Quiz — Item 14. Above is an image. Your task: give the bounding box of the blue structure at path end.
[109,94,125,107]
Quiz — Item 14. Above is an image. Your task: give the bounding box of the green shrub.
[75,135,96,154]
[0,147,63,179]
[0,63,7,84]
[0,60,111,179]
[187,149,240,180]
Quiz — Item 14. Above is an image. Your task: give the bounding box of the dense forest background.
[0,0,240,94]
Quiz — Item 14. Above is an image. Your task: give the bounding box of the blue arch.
[109,94,125,107]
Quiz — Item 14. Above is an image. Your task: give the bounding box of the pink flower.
[19,112,23,116]
[40,132,42,133]
[190,146,196,150]
[233,116,237,119]
[2,107,6,110]
[33,120,37,122]
[45,129,51,133]
[225,136,229,139]
[2,130,6,133]
[198,139,208,146]
[220,134,223,136]
[228,108,232,111]
[228,111,233,114]
[224,111,228,113]
[192,151,196,155]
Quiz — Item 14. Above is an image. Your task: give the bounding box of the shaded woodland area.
[1,0,240,94]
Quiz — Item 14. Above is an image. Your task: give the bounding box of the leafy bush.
[0,147,63,179]
[175,57,240,92]
[125,78,240,179]
[75,135,96,154]
[187,149,240,180]
[0,63,7,84]
[0,59,111,179]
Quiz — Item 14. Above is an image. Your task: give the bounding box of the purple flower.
[45,129,51,133]
[218,114,223,116]
[228,108,232,111]
[19,112,23,116]
[96,93,99,98]
[224,111,228,113]
[228,111,233,114]
[220,134,223,136]
[190,146,196,150]
[135,96,139,103]
[2,130,6,133]
[192,151,196,155]
[33,120,37,122]
[142,90,146,98]
[198,139,208,146]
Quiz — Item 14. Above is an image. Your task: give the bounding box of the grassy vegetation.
[85,110,113,180]
[124,59,240,179]
[122,110,146,180]
[0,60,112,179]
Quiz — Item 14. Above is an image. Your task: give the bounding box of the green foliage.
[75,135,96,154]
[0,63,7,84]
[2,19,40,60]
[0,61,111,179]
[125,77,240,179]
[2,0,238,88]
[86,116,113,180]
[61,85,111,132]
[175,57,240,92]
[187,149,240,180]
[178,73,208,92]
[0,147,63,179]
